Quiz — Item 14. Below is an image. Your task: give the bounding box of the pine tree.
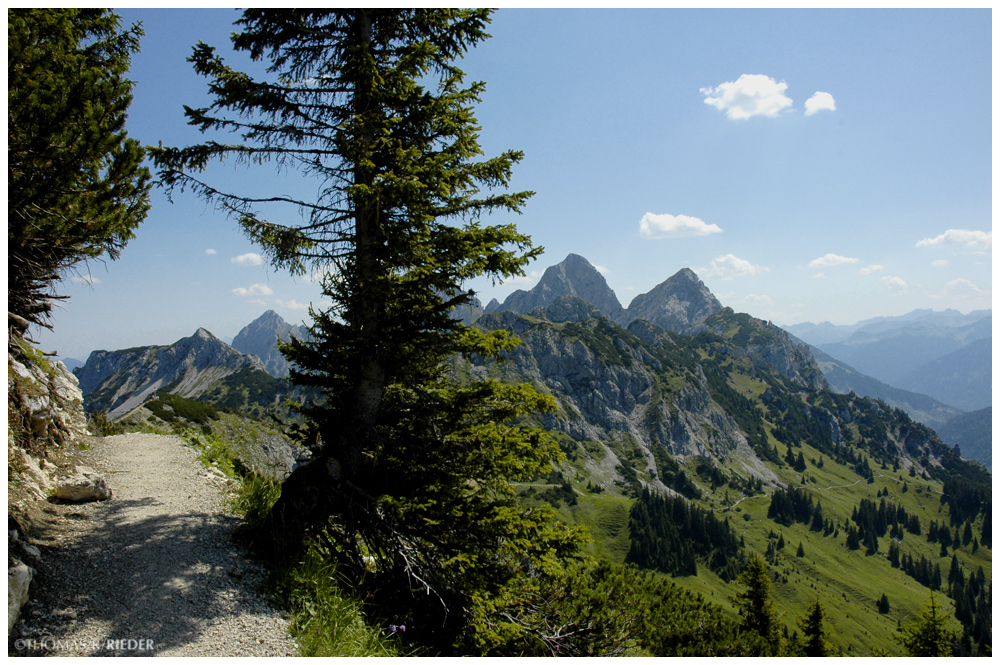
[896,593,958,657]
[733,553,780,654]
[153,9,585,649]
[9,9,151,345]
[877,593,891,614]
[798,600,830,656]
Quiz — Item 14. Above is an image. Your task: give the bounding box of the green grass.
[568,437,985,656]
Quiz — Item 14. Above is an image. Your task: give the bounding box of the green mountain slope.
[464,296,991,656]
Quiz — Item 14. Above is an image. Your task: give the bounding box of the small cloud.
[231,252,264,266]
[812,272,827,280]
[639,212,722,238]
[880,275,908,294]
[501,269,543,289]
[742,293,775,306]
[594,265,610,275]
[276,299,310,312]
[700,74,793,120]
[804,91,836,116]
[703,254,770,280]
[858,264,884,276]
[916,229,991,253]
[232,283,274,297]
[248,299,268,307]
[71,275,101,285]
[205,249,218,255]
[931,259,949,268]
[808,253,860,269]
[943,278,986,297]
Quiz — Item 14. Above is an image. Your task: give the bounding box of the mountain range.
[70,253,991,653]
[73,254,990,470]
[787,309,991,412]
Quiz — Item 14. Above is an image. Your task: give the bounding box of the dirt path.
[13,433,298,657]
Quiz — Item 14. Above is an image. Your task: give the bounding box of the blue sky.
[35,8,992,362]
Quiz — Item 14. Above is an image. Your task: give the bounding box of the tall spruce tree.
[733,553,781,654]
[798,600,830,656]
[153,9,584,649]
[8,9,151,346]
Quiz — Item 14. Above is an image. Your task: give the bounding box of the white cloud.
[804,91,836,116]
[248,299,268,307]
[742,293,775,306]
[915,229,991,253]
[858,264,884,276]
[594,265,610,275]
[276,299,310,312]
[232,283,274,297]
[205,249,218,255]
[811,272,827,280]
[943,278,986,297]
[639,212,722,238]
[880,275,908,294]
[231,252,264,266]
[703,254,770,280]
[700,74,793,120]
[71,275,101,285]
[931,259,949,268]
[808,253,860,269]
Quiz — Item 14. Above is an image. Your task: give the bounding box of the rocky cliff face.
[75,328,265,418]
[702,308,829,392]
[9,350,88,457]
[231,310,308,378]
[486,254,624,319]
[619,268,723,333]
[469,297,778,490]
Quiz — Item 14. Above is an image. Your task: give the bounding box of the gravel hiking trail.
[15,433,298,657]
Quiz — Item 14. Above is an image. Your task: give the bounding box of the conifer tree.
[896,593,958,657]
[9,9,151,345]
[798,600,830,656]
[733,553,781,654]
[154,9,584,648]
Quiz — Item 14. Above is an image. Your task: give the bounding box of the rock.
[8,561,33,635]
[9,355,88,451]
[53,466,112,502]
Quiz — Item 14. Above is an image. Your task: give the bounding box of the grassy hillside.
[482,304,991,656]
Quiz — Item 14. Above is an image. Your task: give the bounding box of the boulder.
[53,466,112,502]
[8,562,33,635]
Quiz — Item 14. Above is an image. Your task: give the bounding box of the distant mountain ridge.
[75,328,266,418]
[231,310,308,378]
[785,309,991,346]
[808,346,963,427]
[894,337,992,412]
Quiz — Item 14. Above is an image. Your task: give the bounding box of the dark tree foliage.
[798,600,830,656]
[466,559,762,656]
[649,445,700,499]
[733,553,781,654]
[626,488,743,580]
[8,9,151,346]
[877,593,891,614]
[896,593,958,657]
[767,486,815,527]
[153,9,587,650]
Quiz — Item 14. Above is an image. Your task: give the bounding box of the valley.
[68,254,992,656]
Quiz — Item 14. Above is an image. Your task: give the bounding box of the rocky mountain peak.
[620,268,723,334]
[232,310,308,378]
[486,253,623,319]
